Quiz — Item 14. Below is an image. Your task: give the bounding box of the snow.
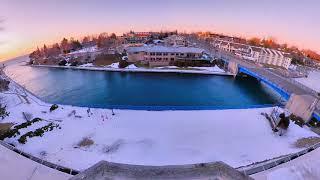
[252,147,320,180]
[155,66,179,69]
[190,66,225,73]
[68,46,97,55]
[295,71,320,92]
[0,81,317,171]
[0,143,71,180]
[125,64,137,69]
[107,62,119,68]
[79,63,94,67]
[155,65,225,73]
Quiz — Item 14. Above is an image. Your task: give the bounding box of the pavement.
[0,144,71,180]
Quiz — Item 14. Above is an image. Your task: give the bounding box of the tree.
[70,40,82,51]
[60,38,70,54]
[248,37,261,46]
[43,44,48,57]
[82,36,91,43]
[110,33,117,39]
[47,43,61,57]
[261,37,278,49]
[118,60,129,68]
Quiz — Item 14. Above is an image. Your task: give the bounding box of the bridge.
[186,36,320,121]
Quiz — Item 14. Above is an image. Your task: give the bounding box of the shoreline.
[31,64,234,76]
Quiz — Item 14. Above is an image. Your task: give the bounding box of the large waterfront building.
[212,39,292,69]
[163,35,188,47]
[127,45,210,67]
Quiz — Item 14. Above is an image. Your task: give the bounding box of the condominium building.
[124,32,152,44]
[127,45,209,67]
[164,35,188,47]
[211,39,292,69]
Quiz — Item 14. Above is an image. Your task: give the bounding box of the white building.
[164,35,188,47]
[211,39,292,69]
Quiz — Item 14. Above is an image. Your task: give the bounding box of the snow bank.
[79,63,94,67]
[125,64,137,69]
[295,71,320,92]
[68,46,97,55]
[190,66,225,73]
[107,62,119,68]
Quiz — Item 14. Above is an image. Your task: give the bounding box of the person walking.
[277,113,290,136]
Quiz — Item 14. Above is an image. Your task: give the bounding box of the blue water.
[5,60,282,109]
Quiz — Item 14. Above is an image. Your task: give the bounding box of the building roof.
[250,46,262,52]
[127,45,204,54]
[230,43,248,50]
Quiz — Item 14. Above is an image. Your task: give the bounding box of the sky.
[0,0,320,61]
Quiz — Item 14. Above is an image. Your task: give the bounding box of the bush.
[308,117,320,128]
[0,104,9,120]
[18,123,59,144]
[50,104,59,112]
[0,118,43,141]
[70,61,79,66]
[289,114,305,127]
[77,137,94,147]
[58,60,67,66]
[118,60,129,68]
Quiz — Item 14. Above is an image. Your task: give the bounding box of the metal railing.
[237,142,320,175]
[0,140,79,175]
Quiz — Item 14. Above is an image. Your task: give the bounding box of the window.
[156,52,162,56]
[170,58,174,61]
[171,53,175,56]
[163,53,168,56]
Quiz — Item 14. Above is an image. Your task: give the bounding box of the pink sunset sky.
[0,0,319,61]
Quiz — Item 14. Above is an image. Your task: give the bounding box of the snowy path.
[0,83,317,171]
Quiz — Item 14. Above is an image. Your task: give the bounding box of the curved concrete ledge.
[70,161,252,180]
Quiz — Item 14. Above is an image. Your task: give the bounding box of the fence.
[237,142,320,175]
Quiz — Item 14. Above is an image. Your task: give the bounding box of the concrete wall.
[285,94,318,122]
[70,161,252,180]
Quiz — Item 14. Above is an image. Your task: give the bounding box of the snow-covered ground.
[0,79,318,171]
[79,63,94,67]
[295,71,320,92]
[68,46,97,55]
[155,65,225,73]
[252,147,320,180]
